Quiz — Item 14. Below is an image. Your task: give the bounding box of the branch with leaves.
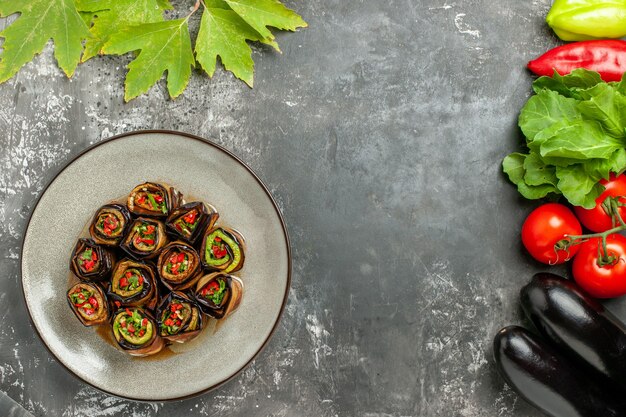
[0,0,307,101]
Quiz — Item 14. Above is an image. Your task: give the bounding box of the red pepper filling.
[118,309,149,338]
[135,191,166,213]
[211,237,228,259]
[119,269,144,291]
[78,248,99,273]
[200,278,227,306]
[161,302,185,334]
[69,288,99,316]
[174,209,199,237]
[165,251,189,276]
[97,213,120,237]
[133,223,157,249]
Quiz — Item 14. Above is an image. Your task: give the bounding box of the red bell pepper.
[528,40,626,82]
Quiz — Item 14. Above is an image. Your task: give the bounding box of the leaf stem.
[187,0,201,19]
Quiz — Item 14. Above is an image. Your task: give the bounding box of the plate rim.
[19,129,292,402]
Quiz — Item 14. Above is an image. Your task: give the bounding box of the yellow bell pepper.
[546,0,626,41]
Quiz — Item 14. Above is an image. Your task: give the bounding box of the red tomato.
[573,174,626,232]
[521,203,582,264]
[572,234,626,298]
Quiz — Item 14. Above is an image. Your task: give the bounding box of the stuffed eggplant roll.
[89,203,132,246]
[108,259,158,310]
[127,182,182,218]
[166,202,218,243]
[200,227,245,273]
[157,241,203,291]
[112,308,164,356]
[67,282,109,326]
[121,218,168,260]
[70,238,115,282]
[194,273,243,319]
[157,292,203,343]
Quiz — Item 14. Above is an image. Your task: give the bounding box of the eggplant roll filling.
[108,259,157,308]
[121,218,168,259]
[158,293,202,340]
[70,238,115,281]
[194,273,243,319]
[201,227,245,273]
[127,182,182,218]
[157,242,201,290]
[67,283,109,326]
[89,203,131,246]
[166,202,218,243]
[112,308,163,355]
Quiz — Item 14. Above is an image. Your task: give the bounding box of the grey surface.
[0,0,603,416]
[0,391,35,417]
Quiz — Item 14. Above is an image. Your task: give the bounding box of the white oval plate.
[21,131,291,401]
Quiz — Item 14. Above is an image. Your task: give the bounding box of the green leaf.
[502,153,526,184]
[156,0,173,10]
[532,69,604,99]
[556,165,605,209]
[195,7,265,87]
[76,0,168,62]
[539,120,623,160]
[502,153,557,199]
[519,90,580,141]
[616,73,626,95]
[224,0,307,47]
[610,148,626,174]
[523,152,558,186]
[577,83,626,137]
[0,0,91,81]
[553,69,604,90]
[102,18,195,101]
[585,148,626,179]
[518,181,559,200]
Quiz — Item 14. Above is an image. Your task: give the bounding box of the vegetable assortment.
[498,3,626,415]
[67,182,245,357]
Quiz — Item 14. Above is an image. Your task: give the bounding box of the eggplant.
[120,217,168,260]
[107,259,158,310]
[67,282,110,326]
[493,326,626,417]
[166,201,218,244]
[521,272,626,387]
[157,241,203,291]
[194,273,243,319]
[200,227,245,273]
[69,238,116,282]
[111,308,164,356]
[127,182,183,218]
[156,291,203,343]
[89,203,132,246]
